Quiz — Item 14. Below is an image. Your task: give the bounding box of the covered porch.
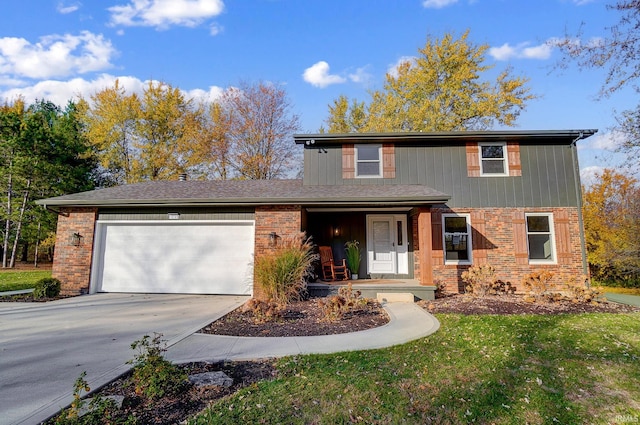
[303,206,442,301]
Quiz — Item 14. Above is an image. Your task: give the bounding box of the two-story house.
[37,130,596,299]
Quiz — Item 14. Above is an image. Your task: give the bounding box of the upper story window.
[356,144,382,178]
[526,213,556,264]
[479,142,508,176]
[442,213,472,265]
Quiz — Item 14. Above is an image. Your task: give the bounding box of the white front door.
[366,215,408,275]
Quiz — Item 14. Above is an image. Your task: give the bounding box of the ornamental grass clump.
[254,233,318,305]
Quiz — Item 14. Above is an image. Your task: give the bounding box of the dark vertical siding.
[302,143,580,207]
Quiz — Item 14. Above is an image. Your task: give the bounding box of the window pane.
[481,159,505,174]
[357,162,380,176]
[527,216,550,232]
[444,234,469,260]
[481,145,504,159]
[444,217,467,233]
[357,146,380,161]
[528,234,552,260]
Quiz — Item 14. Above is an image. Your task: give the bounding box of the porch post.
[417,207,433,286]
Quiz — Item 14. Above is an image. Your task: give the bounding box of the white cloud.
[580,165,604,186]
[57,2,81,14]
[185,85,224,103]
[573,0,595,5]
[0,74,141,107]
[303,61,346,88]
[386,56,417,79]
[109,0,225,29]
[348,66,372,84]
[581,130,625,151]
[0,74,224,108]
[209,23,223,36]
[0,31,116,80]
[489,41,552,61]
[422,0,458,8]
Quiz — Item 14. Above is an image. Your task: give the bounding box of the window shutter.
[513,212,529,265]
[507,141,522,176]
[431,209,444,264]
[554,210,573,264]
[466,142,481,177]
[471,211,487,264]
[342,144,355,179]
[382,144,396,178]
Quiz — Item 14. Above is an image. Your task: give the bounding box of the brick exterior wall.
[51,207,98,296]
[253,205,304,299]
[413,206,586,293]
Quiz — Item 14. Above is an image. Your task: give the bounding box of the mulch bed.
[199,297,389,337]
[420,293,640,315]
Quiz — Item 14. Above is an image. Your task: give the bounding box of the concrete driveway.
[0,293,247,425]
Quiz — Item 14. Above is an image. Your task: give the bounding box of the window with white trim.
[526,213,556,263]
[442,214,472,264]
[356,144,382,177]
[479,142,508,176]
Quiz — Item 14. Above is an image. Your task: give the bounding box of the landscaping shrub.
[522,270,555,302]
[53,372,120,424]
[242,298,284,323]
[461,264,498,297]
[254,233,318,304]
[317,283,369,322]
[128,333,187,401]
[33,277,61,299]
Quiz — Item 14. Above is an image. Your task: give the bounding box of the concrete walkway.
[167,301,440,363]
[605,292,640,307]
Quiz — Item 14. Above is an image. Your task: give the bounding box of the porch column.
[417,207,433,286]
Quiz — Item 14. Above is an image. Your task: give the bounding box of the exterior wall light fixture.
[71,232,83,246]
[269,232,278,247]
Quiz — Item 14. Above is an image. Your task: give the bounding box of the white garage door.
[91,221,254,295]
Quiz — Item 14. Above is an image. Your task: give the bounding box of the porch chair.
[319,246,350,281]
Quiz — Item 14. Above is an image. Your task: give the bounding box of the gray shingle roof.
[36,179,450,207]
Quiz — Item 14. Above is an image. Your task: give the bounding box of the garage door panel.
[95,222,254,295]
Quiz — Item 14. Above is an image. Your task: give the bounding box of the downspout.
[570,131,591,286]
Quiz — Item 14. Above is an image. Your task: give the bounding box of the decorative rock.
[189,371,233,388]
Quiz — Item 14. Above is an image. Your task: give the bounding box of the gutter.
[34,196,451,209]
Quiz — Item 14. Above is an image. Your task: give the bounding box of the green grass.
[0,269,52,292]
[595,286,640,296]
[190,312,640,425]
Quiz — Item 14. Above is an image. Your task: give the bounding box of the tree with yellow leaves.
[582,169,640,284]
[79,80,208,184]
[325,30,535,133]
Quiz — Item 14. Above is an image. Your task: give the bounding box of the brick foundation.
[51,207,98,296]
[413,206,587,293]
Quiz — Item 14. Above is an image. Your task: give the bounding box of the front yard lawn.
[190,312,640,424]
[0,269,52,292]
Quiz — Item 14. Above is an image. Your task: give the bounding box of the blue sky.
[0,0,635,182]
